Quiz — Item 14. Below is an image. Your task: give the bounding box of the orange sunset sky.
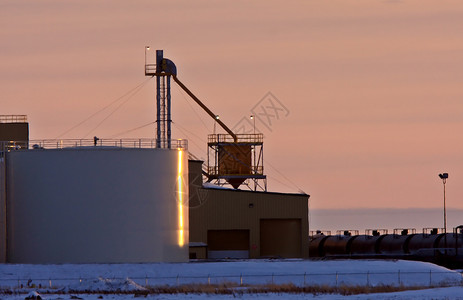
[2,1,463,219]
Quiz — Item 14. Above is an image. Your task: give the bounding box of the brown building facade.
[0,115,29,142]
[189,160,309,259]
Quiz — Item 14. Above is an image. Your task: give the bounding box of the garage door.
[260,219,301,258]
[207,230,250,259]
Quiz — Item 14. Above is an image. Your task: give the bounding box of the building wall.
[0,123,29,142]
[0,158,5,263]
[189,245,207,259]
[0,119,29,262]
[5,148,188,263]
[189,161,309,259]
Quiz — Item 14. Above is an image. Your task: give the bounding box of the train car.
[436,232,463,252]
[349,230,387,256]
[408,228,442,256]
[323,230,358,256]
[377,229,416,255]
[309,226,463,268]
[309,234,329,257]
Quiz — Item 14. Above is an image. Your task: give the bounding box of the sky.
[2,1,463,220]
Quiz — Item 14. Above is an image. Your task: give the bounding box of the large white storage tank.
[5,146,188,263]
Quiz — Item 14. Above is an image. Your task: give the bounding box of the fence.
[0,270,461,291]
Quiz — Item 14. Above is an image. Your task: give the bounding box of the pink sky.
[2,1,463,213]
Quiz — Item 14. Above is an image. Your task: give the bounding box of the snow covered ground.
[3,288,463,300]
[0,259,462,299]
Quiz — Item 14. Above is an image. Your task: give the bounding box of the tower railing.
[208,133,264,144]
[207,166,264,176]
[145,64,157,76]
[0,115,27,123]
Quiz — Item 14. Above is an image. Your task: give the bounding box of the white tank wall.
[6,148,188,263]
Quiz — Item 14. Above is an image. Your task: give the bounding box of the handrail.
[208,133,263,144]
[0,115,27,123]
[0,138,187,151]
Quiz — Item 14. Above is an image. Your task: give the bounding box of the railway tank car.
[349,229,387,256]
[322,230,358,256]
[309,226,463,268]
[308,231,330,257]
[408,228,442,255]
[376,228,416,255]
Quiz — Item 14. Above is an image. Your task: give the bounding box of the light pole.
[250,115,256,177]
[439,172,448,253]
[250,115,255,135]
[144,46,150,73]
[214,115,219,135]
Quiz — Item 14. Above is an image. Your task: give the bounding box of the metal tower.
[144,48,267,191]
[145,48,177,148]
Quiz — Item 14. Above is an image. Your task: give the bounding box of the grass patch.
[0,282,455,296]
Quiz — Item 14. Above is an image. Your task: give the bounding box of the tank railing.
[336,230,359,238]
[393,228,416,237]
[208,133,264,144]
[309,230,332,237]
[311,227,463,239]
[0,115,27,123]
[422,227,445,236]
[453,225,463,235]
[365,229,388,238]
[0,139,188,151]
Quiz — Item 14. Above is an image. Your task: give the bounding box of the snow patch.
[63,277,147,292]
[24,291,41,300]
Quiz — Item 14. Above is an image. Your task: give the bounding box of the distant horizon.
[310,207,463,233]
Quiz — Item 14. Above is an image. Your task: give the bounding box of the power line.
[267,175,300,192]
[108,121,156,138]
[55,77,153,139]
[265,160,307,194]
[172,122,206,160]
[82,79,151,138]
[172,121,207,144]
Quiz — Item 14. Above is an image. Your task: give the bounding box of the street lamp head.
[439,173,449,180]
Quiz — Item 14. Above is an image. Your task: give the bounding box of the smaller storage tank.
[437,233,463,250]
[350,235,383,255]
[377,229,415,255]
[408,229,442,255]
[350,230,387,255]
[309,234,329,257]
[323,231,358,256]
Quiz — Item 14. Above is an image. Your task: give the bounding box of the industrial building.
[188,160,309,259]
[0,49,310,263]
